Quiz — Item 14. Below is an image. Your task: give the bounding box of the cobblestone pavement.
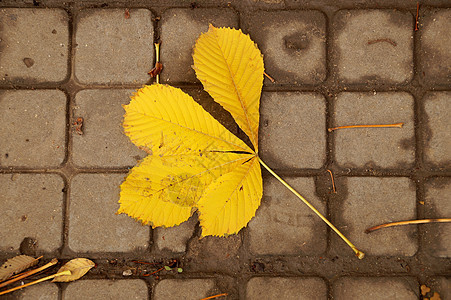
[0,1,450,299]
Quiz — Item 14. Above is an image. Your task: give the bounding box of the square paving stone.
[333,92,415,169]
[244,10,326,85]
[332,277,419,299]
[0,174,63,252]
[72,89,146,168]
[75,9,153,85]
[0,90,66,168]
[154,279,215,300]
[19,282,58,300]
[424,178,451,258]
[64,279,148,300]
[259,92,326,169]
[423,92,451,168]
[246,277,327,300]
[154,215,197,253]
[333,10,413,84]
[68,174,149,253]
[160,8,238,83]
[248,177,327,255]
[420,9,451,85]
[0,8,69,83]
[333,177,417,256]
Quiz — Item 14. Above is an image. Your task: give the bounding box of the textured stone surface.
[64,280,148,299]
[424,178,451,258]
[246,277,327,300]
[332,277,419,299]
[248,177,327,255]
[75,9,153,84]
[423,92,451,168]
[155,215,197,253]
[68,174,149,252]
[334,10,413,84]
[333,177,417,256]
[72,89,146,167]
[333,92,415,169]
[153,279,215,300]
[0,90,66,168]
[0,174,63,252]
[245,10,326,85]
[19,282,59,300]
[0,8,69,83]
[160,8,238,83]
[420,9,451,84]
[259,92,326,169]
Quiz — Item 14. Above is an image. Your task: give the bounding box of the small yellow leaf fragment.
[0,255,40,281]
[52,258,95,282]
[421,285,431,296]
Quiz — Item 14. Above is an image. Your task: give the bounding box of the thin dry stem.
[155,43,160,84]
[264,71,275,83]
[326,170,337,193]
[200,293,228,300]
[0,270,70,296]
[415,3,420,31]
[366,218,451,233]
[0,258,57,289]
[328,123,404,132]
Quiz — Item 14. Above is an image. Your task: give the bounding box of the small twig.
[200,293,228,300]
[142,267,164,277]
[155,43,160,84]
[328,123,404,132]
[415,3,420,31]
[367,38,397,47]
[264,71,275,83]
[326,170,336,194]
[0,270,70,296]
[365,218,451,233]
[0,258,56,288]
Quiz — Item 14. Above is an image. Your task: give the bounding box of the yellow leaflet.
[193,25,264,151]
[197,156,262,236]
[119,152,253,228]
[123,84,251,155]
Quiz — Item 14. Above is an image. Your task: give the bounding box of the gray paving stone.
[246,277,327,300]
[423,92,451,168]
[259,92,326,169]
[160,8,238,83]
[154,215,197,253]
[332,277,419,299]
[153,279,215,300]
[244,10,326,85]
[333,177,417,256]
[420,9,451,84]
[0,174,63,252]
[333,10,414,84]
[19,282,58,300]
[0,90,66,168]
[68,174,149,253]
[424,178,451,258]
[75,9,153,85]
[0,8,69,83]
[72,89,146,168]
[64,279,148,300]
[333,92,415,169]
[248,177,327,255]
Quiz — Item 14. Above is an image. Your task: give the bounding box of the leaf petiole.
[0,270,71,296]
[258,157,365,259]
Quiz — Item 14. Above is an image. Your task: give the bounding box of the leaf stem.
[0,258,57,289]
[0,270,71,296]
[328,123,403,132]
[366,218,451,233]
[200,293,228,300]
[258,157,365,259]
